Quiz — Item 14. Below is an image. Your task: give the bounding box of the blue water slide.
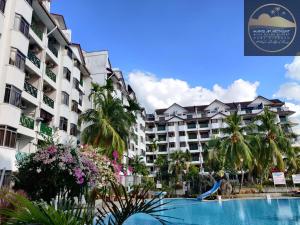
[197,180,222,201]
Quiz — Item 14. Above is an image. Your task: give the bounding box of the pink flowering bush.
[14,145,117,202]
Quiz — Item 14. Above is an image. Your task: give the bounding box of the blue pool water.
[123,198,300,225]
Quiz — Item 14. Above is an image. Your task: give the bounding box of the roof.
[154,97,285,115]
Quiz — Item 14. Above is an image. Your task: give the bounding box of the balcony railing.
[20,115,34,130]
[31,22,43,40]
[48,44,58,57]
[199,123,209,128]
[188,135,197,139]
[24,81,38,98]
[187,124,197,129]
[40,123,52,136]
[157,126,166,131]
[45,67,57,82]
[43,94,54,108]
[28,51,41,68]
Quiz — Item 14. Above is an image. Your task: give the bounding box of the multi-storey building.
[145,96,296,175]
[0,0,146,182]
[0,0,92,174]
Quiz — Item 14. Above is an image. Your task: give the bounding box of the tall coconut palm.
[79,82,140,157]
[154,155,168,184]
[208,112,252,191]
[169,150,191,190]
[252,107,296,181]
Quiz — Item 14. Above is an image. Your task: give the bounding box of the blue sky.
[51,0,294,98]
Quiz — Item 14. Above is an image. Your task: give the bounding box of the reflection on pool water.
[123,198,300,225]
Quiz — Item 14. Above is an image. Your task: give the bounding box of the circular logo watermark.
[248,4,296,53]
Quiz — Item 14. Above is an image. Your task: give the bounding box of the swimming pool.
[123,198,300,225]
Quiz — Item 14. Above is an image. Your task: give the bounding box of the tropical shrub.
[14,145,116,202]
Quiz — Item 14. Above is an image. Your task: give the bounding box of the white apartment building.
[0,0,92,173]
[145,96,296,175]
[0,0,146,176]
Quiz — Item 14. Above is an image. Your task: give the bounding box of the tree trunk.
[239,170,244,193]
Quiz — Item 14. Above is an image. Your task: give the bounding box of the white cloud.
[274,82,300,101]
[285,57,300,80]
[128,71,259,112]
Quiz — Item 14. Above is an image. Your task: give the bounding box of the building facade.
[0,0,145,174]
[0,0,93,171]
[145,96,296,175]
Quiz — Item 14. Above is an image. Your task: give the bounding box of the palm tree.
[169,150,191,192]
[251,107,296,182]
[129,155,149,184]
[149,139,158,152]
[154,155,168,184]
[79,82,140,157]
[208,112,252,191]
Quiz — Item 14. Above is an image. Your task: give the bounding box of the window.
[179,131,185,136]
[63,67,71,81]
[180,142,186,147]
[211,119,218,123]
[79,93,83,106]
[140,136,144,143]
[14,14,29,38]
[178,121,185,125]
[61,92,69,106]
[212,129,219,134]
[9,48,26,71]
[74,59,81,68]
[169,142,175,148]
[66,47,73,59]
[59,117,68,132]
[73,78,79,90]
[4,84,21,107]
[0,0,6,13]
[71,100,78,113]
[168,122,174,126]
[0,125,17,148]
[70,123,77,136]
[187,114,193,119]
[168,132,174,137]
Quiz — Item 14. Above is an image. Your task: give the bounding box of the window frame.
[59,117,68,132]
[14,14,30,38]
[61,91,69,106]
[0,125,17,149]
[63,67,71,81]
[70,123,77,136]
[9,48,26,71]
[4,84,22,108]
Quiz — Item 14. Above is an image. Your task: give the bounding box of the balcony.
[45,67,57,82]
[188,134,198,140]
[24,81,37,98]
[48,43,58,57]
[199,123,209,128]
[31,22,43,40]
[40,123,52,136]
[20,115,34,130]
[28,51,40,68]
[43,94,54,108]
[187,124,197,129]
